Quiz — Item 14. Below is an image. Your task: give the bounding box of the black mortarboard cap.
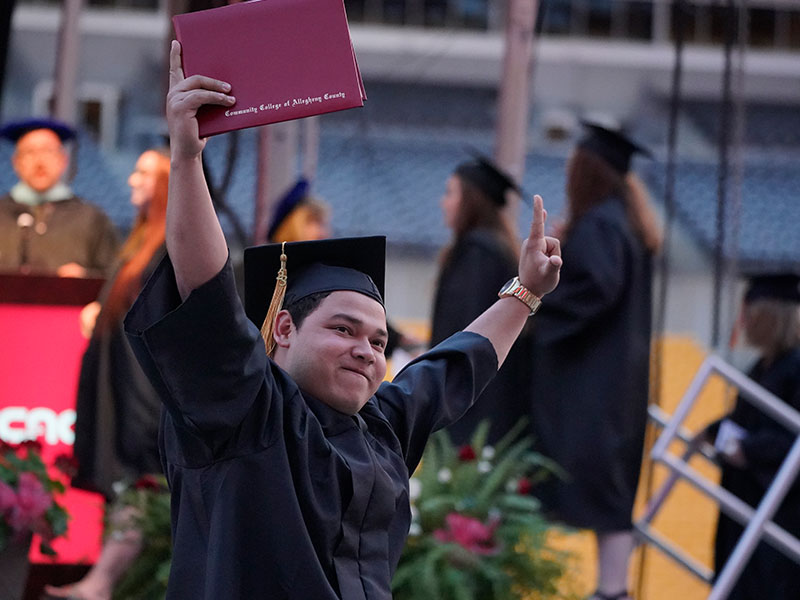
[267,178,311,240]
[244,236,386,346]
[0,118,76,143]
[744,273,800,304]
[577,121,650,175]
[454,154,520,206]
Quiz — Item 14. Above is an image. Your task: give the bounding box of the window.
[32,81,121,151]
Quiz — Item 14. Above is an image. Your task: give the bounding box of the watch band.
[498,276,542,315]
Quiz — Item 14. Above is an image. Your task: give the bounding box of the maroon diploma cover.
[173,0,366,137]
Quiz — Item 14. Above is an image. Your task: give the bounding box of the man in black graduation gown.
[123,41,562,599]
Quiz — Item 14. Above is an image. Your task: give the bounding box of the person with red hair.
[529,122,662,600]
[44,148,170,600]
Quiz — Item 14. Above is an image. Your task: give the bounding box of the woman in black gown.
[712,273,800,600]
[431,155,530,445]
[45,148,170,600]
[529,123,662,600]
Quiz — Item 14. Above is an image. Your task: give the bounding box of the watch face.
[501,278,517,293]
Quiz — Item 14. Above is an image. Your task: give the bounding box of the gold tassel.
[260,242,288,356]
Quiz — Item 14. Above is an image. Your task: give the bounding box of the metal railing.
[636,354,800,599]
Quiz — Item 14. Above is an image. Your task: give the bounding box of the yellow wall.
[541,336,735,599]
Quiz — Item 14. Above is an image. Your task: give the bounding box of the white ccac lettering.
[0,406,75,445]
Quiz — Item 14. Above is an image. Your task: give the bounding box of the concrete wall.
[6,7,800,135]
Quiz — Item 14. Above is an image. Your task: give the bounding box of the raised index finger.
[169,40,185,88]
[528,194,546,242]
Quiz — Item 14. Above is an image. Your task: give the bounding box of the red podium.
[0,274,105,565]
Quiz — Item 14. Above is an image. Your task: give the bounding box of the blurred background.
[1,1,798,598]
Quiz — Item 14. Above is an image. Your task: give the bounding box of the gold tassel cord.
[260,242,288,356]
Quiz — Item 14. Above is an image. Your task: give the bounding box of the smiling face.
[274,290,388,415]
[12,129,69,193]
[128,150,164,210]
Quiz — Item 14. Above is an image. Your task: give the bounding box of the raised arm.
[165,40,236,300]
[465,194,562,364]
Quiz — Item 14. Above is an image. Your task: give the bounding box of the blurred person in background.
[709,273,800,600]
[266,177,331,243]
[528,122,662,600]
[431,155,531,445]
[43,148,171,600]
[0,118,118,276]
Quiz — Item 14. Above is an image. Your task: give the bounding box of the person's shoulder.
[782,346,800,371]
[577,196,632,238]
[460,228,511,258]
[587,194,626,221]
[61,196,114,219]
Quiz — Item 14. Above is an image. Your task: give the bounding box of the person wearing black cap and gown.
[122,41,562,600]
[0,118,118,276]
[267,178,420,358]
[431,154,531,445]
[709,273,800,600]
[528,121,663,600]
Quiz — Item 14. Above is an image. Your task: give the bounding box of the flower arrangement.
[0,440,69,556]
[108,474,172,600]
[393,420,571,600]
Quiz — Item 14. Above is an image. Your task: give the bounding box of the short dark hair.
[284,291,332,330]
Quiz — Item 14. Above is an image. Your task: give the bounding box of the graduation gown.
[431,228,531,445]
[71,249,165,499]
[713,347,800,600]
[529,196,653,531]
[0,194,118,275]
[124,256,498,600]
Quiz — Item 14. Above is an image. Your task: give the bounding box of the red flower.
[517,477,532,495]
[19,439,43,453]
[433,512,501,555]
[54,454,80,479]
[8,472,52,535]
[457,445,476,461]
[0,481,16,513]
[134,475,162,491]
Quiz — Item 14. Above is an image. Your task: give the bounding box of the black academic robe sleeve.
[533,209,628,344]
[738,352,800,468]
[376,331,499,472]
[85,205,120,277]
[124,254,269,437]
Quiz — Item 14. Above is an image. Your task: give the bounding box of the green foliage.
[110,475,172,600]
[393,421,572,600]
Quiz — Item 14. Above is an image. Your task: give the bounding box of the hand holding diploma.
[164,40,233,299]
[166,40,235,160]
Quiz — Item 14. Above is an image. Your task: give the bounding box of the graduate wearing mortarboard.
[528,121,663,600]
[431,154,533,446]
[122,41,562,599]
[710,273,800,600]
[0,117,118,276]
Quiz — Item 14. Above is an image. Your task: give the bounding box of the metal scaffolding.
[635,354,800,599]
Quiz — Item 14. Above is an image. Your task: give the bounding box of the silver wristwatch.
[498,276,542,315]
